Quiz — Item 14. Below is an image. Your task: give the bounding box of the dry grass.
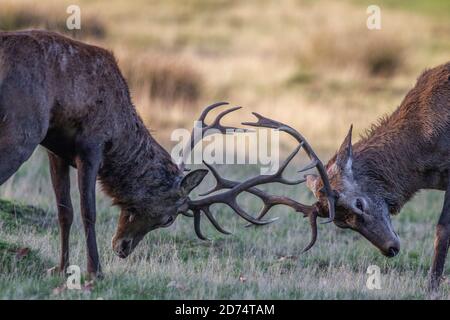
[296,25,407,77]
[0,0,106,38]
[2,0,445,150]
[119,52,203,105]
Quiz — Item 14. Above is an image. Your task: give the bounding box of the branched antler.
[242,112,336,223]
[197,160,321,252]
[180,105,335,252]
[179,102,247,171]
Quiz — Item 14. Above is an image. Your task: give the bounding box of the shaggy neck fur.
[351,64,450,213]
[352,114,425,214]
[98,99,182,212]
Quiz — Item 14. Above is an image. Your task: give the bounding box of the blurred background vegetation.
[2,0,449,154]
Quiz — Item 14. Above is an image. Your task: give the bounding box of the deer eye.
[125,207,140,222]
[356,213,365,224]
[355,198,364,212]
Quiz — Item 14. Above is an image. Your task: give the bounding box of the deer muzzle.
[356,219,400,258]
[112,235,143,258]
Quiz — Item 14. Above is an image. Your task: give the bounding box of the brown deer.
[0,30,329,278]
[293,62,450,290]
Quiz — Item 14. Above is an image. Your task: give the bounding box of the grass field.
[1,150,449,300]
[0,0,449,299]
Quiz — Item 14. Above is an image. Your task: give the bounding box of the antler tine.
[180,102,246,171]
[194,103,248,145]
[272,144,306,185]
[242,112,285,129]
[197,101,230,122]
[202,207,232,235]
[180,211,194,217]
[193,210,209,240]
[243,112,336,223]
[298,159,319,173]
[322,197,336,224]
[301,209,318,253]
[198,161,235,196]
[227,199,279,225]
[243,204,275,228]
[209,106,246,134]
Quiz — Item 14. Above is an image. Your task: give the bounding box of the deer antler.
[199,161,321,252]
[178,102,248,171]
[180,105,335,252]
[242,112,336,223]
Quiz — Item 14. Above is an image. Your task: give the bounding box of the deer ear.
[335,125,353,171]
[306,174,319,195]
[180,169,209,195]
[306,174,328,198]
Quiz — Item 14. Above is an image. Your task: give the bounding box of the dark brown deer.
[292,62,450,290]
[0,30,331,278]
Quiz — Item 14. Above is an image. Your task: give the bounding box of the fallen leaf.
[276,255,298,262]
[52,283,67,295]
[82,280,95,293]
[167,280,187,291]
[15,247,31,260]
[46,266,59,277]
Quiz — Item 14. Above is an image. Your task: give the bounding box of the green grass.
[350,0,450,19]
[0,199,55,233]
[0,240,50,275]
[0,150,449,299]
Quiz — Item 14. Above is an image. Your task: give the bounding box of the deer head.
[111,103,243,258]
[111,168,209,258]
[306,126,400,257]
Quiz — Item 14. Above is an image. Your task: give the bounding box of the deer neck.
[98,113,182,209]
[352,116,430,214]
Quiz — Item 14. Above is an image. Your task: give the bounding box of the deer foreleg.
[429,179,450,291]
[49,152,73,273]
[75,141,103,279]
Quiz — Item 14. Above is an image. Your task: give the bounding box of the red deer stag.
[279,62,449,290]
[0,30,333,278]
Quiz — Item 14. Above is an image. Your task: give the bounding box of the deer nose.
[387,246,399,257]
[378,237,400,257]
[113,238,132,258]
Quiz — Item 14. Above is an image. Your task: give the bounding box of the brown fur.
[353,64,450,212]
[0,30,194,276]
[309,62,450,290]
